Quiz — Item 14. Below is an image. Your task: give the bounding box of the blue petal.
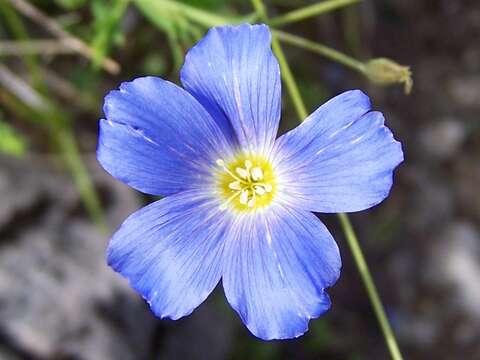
[222,204,341,340]
[180,24,281,156]
[272,90,404,213]
[98,76,234,196]
[107,190,229,320]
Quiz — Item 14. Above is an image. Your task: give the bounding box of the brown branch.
[0,39,76,56]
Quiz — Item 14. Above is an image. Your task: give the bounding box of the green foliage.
[142,53,168,76]
[0,0,106,229]
[134,0,206,70]
[232,338,281,360]
[0,118,27,157]
[90,0,129,69]
[181,0,231,9]
[135,0,196,41]
[305,319,333,352]
[54,0,87,10]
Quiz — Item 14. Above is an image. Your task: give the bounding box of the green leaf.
[180,0,232,10]
[0,119,27,157]
[90,0,129,70]
[134,0,248,30]
[54,0,87,10]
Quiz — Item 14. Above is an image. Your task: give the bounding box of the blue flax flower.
[97,23,403,340]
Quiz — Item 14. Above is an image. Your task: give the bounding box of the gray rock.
[0,155,156,360]
[419,118,466,160]
[448,76,480,108]
[432,222,480,319]
[402,166,454,230]
[454,158,480,223]
[395,311,439,348]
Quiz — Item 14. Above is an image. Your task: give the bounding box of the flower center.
[216,154,276,211]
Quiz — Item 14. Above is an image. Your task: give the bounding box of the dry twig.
[0,39,76,56]
[0,64,49,111]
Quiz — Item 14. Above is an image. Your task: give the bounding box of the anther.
[254,186,266,195]
[251,167,263,181]
[236,167,249,179]
[228,181,242,190]
[239,190,249,205]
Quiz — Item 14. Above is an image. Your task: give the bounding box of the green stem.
[138,0,367,79]
[338,213,403,360]
[268,0,360,27]
[273,29,366,74]
[91,0,129,70]
[252,1,403,359]
[134,0,255,28]
[251,0,311,118]
[271,37,309,119]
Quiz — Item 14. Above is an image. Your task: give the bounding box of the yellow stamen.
[216,153,276,211]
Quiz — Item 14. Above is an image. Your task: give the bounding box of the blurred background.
[1,0,479,359]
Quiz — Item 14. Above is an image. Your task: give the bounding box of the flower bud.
[364,58,413,94]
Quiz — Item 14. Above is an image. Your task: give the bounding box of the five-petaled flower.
[97,23,403,340]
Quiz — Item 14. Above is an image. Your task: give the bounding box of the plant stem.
[90,0,129,70]
[134,0,255,28]
[273,29,366,74]
[141,1,368,79]
[268,0,360,27]
[271,37,309,119]
[338,213,403,360]
[252,1,403,359]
